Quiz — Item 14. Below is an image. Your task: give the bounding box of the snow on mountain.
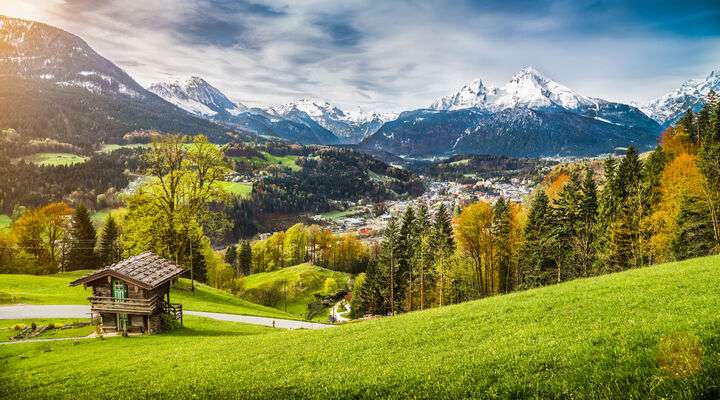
[641,68,720,127]
[148,77,246,117]
[267,98,396,143]
[430,66,597,112]
[0,15,144,99]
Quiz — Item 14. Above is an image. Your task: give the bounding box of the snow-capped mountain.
[148,79,339,145]
[267,99,396,143]
[148,77,246,117]
[641,68,720,127]
[0,15,231,145]
[430,66,597,112]
[362,67,661,158]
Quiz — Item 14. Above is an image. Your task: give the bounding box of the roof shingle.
[70,252,185,288]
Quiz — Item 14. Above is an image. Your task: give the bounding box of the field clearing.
[0,271,297,320]
[0,214,10,231]
[22,152,88,166]
[98,144,151,153]
[2,256,720,398]
[217,181,253,198]
[233,152,301,172]
[242,263,350,321]
[319,208,364,221]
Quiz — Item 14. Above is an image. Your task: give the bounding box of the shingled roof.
[70,252,185,289]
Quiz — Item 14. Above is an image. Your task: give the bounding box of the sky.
[1,0,719,112]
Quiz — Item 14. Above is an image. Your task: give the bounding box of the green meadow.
[3,256,718,398]
[22,152,89,166]
[217,181,253,198]
[0,271,296,319]
[0,214,10,231]
[242,263,350,320]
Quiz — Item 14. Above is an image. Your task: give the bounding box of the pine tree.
[225,244,238,273]
[237,240,252,275]
[697,102,720,247]
[97,215,119,266]
[492,197,512,293]
[432,203,455,254]
[518,191,554,288]
[381,215,401,315]
[67,204,97,270]
[397,206,417,311]
[670,194,716,260]
[551,172,581,281]
[574,168,598,277]
[678,109,697,143]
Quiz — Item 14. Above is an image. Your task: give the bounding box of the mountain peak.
[431,67,595,112]
[148,76,244,116]
[641,67,720,126]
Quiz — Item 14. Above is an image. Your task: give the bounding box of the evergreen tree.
[397,206,417,311]
[678,109,697,142]
[67,204,97,270]
[551,172,582,281]
[492,197,512,292]
[224,244,238,272]
[432,203,455,254]
[381,216,401,315]
[697,102,720,247]
[518,191,554,288]
[576,168,598,274]
[670,194,717,260]
[237,240,252,275]
[97,215,120,266]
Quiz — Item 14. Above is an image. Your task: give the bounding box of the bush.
[161,313,180,331]
[13,323,26,331]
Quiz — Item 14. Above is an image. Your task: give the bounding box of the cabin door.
[112,278,128,331]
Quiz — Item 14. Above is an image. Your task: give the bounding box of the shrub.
[13,323,26,331]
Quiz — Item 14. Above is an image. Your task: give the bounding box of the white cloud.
[1,0,718,112]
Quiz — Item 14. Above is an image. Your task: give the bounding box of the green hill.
[3,256,720,398]
[242,263,351,320]
[0,271,296,319]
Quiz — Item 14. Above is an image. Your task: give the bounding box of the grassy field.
[98,143,151,153]
[22,152,89,166]
[319,208,364,221]
[0,213,10,231]
[0,318,96,341]
[0,271,296,319]
[243,264,351,320]
[3,255,720,398]
[217,181,253,198]
[233,152,301,172]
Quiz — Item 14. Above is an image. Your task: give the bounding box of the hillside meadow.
[2,255,720,399]
[0,271,296,319]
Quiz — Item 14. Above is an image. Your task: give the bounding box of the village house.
[69,252,185,334]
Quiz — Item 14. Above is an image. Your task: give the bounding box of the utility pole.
[190,236,195,294]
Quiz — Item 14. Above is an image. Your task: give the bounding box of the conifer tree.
[397,206,417,311]
[238,240,252,275]
[518,191,554,288]
[670,194,716,260]
[67,204,97,270]
[432,203,455,254]
[697,102,720,247]
[492,197,512,292]
[97,215,120,266]
[574,168,598,277]
[225,244,238,272]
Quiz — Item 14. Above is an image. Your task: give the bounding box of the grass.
[0,271,296,320]
[0,214,10,231]
[98,143,151,153]
[233,152,301,172]
[217,181,253,198]
[243,264,350,321]
[22,152,88,166]
[319,208,363,221]
[0,318,95,341]
[3,256,720,398]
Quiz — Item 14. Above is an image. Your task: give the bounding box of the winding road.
[0,305,333,330]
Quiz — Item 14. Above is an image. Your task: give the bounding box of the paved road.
[0,305,332,330]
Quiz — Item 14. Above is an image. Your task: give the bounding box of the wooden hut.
[70,252,185,334]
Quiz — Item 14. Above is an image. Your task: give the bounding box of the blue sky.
[1,0,719,111]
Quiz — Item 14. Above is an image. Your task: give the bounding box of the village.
[310,176,535,242]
